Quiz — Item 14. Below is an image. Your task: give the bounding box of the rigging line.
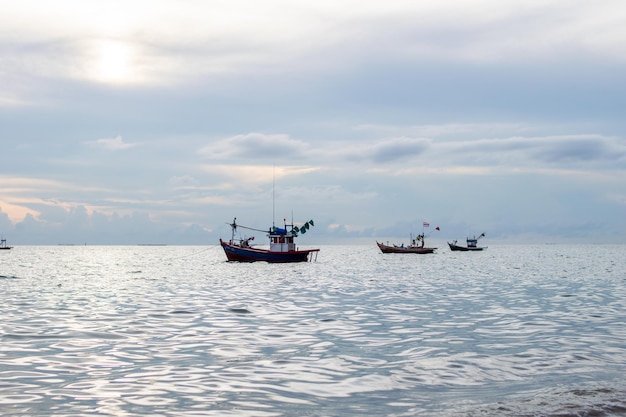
[161,245,219,262]
[234,224,269,233]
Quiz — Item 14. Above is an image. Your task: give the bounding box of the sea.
[1,244,625,417]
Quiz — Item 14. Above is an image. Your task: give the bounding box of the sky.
[1,0,625,245]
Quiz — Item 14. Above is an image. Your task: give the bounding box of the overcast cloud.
[1,0,625,245]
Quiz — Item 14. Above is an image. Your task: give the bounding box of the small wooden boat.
[220,218,319,263]
[0,237,13,250]
[376,241,436,254]
[448,233,487,251]
[377,224,439,254]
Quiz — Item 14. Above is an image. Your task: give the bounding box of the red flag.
[435,226,440,231]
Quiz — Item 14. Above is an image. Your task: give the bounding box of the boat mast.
[230,218,237,242]
[272,164,275,228]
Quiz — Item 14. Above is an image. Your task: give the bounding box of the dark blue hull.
[448,242,486,251]
[220,239,318,263]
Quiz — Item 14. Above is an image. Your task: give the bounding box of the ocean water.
[1,244,625,416]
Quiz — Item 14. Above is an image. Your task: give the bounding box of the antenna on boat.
[272,164,276,228]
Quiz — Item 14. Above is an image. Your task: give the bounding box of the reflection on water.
[1,245,626,416]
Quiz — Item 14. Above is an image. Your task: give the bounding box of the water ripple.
[1,245,625,416]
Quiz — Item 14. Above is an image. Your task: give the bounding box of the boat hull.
[220,239,319,263]
[376,241,436,254]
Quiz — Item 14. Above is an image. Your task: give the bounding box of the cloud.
[0,201,38,224]
[369,137,432,163]
[534,135,626,164]
[199,133,311,161]
[3,0,624,95]
[86,135,137,150]
[193,130,626,180]
[437,134,626,170]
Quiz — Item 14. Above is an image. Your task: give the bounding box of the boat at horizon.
[376,240,436,254]
[448,233,487,251]
[220,217,320,263]
[0,237,13,250]
[377,223,439,254]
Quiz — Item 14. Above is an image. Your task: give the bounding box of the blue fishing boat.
[220,218,319,263]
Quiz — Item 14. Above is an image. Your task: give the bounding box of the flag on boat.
[423,222,430,228]
[435,226,440,231]
[294,220,315,235]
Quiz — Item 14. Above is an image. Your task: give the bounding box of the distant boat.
[0,237,13,250]
[377,224,439,254]
[220,217,320,263]
[376,240,436,254]
[448,233,487,251]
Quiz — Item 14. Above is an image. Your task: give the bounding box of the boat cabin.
[467,238,478,248]
[269,228,297,252]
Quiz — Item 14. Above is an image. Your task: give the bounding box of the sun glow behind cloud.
[2,0,624,92]
[89,40,136,84]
